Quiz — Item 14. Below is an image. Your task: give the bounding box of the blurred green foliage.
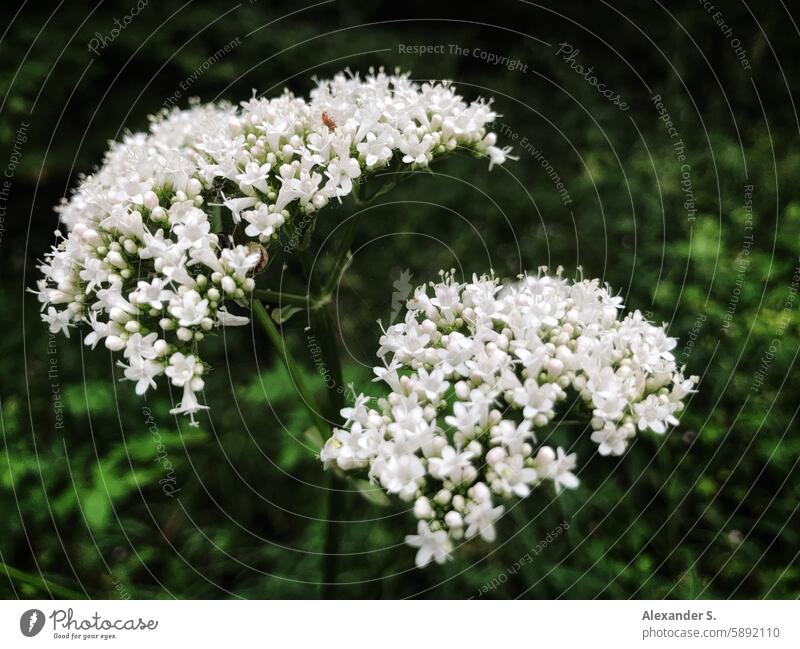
[1,1,798,598]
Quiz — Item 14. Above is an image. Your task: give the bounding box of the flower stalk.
[251,300,330,438]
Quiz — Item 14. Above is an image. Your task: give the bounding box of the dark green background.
[1,0,798,598]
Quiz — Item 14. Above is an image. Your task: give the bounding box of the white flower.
[357,131,393,168]
[405,521,452,568]
[590,422,633,456]
[169,381,209,427]
[236,161,272,195]
[486,145,517,171]
[399,132,434,166]
[513,379,559,419]
[494,453,537,497]
[168,291,209,327]
[491,419,533,454]
[444,400,485,437]
[43,306,72,337]
[172,209,211,248]
[321,423,377,470]
[428,446,474,484]
[243,205,284,240]
[123,332,159,360]
[118,356,163,395]
[222,195,258,221]
[634,394,678,433]
[165,352,199,387]
[215,307,249,326]
[464,499,504,542]
[83,312,113,349]
[413,367,449,403]
[379,454,425,501]
[135,278,172,309]
[324,156,362,196]
[536,446,579,493]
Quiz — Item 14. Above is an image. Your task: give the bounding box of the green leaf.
[83,490,110,529]
[351,478,390,507]
[271,305,302,324]
[303,426,324,452]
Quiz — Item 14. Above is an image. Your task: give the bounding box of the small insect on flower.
[217,232,233,249]
[246,242,269,274]
[322,111,337,131]
[34,70,510,423]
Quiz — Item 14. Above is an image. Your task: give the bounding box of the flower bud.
[109,307,129,323]
[434,489,452,506]
[176,327,193,341]
[413,497,433,519]
[486,447,506,465]
[143,191,159,210]
[186,178,202,197]
[444,511,463,529]
[105,336,126,351]
[221,276,236,294]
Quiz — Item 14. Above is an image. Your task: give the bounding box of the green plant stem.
[267,165,442,594]
[0,562,85,599]
[322,215,360,298]
[252,288,316,308]
[251,300,330,437]
[297,246,350,598]
[316,303,346,599]
[280,174,407,595]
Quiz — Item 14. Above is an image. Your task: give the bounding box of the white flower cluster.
[34,71,508,424]
[322,269,697,567]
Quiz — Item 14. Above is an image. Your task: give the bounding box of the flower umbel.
[33,70,509,422]
[322,269,698,567]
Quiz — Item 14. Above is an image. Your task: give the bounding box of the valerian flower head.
[322,268,698,567]
[33,70,510,423]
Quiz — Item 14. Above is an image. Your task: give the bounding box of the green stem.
[0,562,85,599]
[291,172,411,594]
[297,247,349,599]
[322,213,360,297]
[317,303,346,599]
[211,203,223,232]
[321,173,405,298]
[252,288,314,308]
[251,300,330,437]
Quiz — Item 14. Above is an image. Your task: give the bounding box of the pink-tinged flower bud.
[444,511,463,529]
[143,191,159,210]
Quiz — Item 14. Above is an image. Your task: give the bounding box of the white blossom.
[405,521,452,568]
[322,268,698,566]
[35,70,509,422]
